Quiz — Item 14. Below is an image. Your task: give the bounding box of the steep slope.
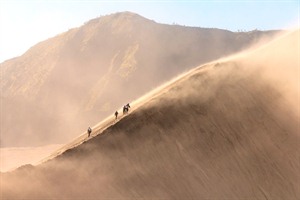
[0,12,279,147]
[2,30,298,199]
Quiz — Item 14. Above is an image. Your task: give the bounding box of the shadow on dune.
[1,30,299,199]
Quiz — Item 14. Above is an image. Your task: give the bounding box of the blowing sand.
[1,30,299,199]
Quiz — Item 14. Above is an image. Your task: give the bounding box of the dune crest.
[1,12,280,147]
[1,29,299,199]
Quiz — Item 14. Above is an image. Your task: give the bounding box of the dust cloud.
[236,29,299,117]
[1,12,280,148]
[1,29,299,199]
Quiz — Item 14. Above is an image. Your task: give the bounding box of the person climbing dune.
[123,105,127,115]
[87,127,92,137]
[123,103,131,115]
[115,111,118,119]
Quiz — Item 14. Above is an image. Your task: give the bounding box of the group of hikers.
[115,103,131,119]
[87,103,131,138]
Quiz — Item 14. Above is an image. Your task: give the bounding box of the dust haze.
[1,27,299,199]
[1,12,280,149]
[0,144,62,172]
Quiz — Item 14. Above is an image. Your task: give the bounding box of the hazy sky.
[0,0,299,63]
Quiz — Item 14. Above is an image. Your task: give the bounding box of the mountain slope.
[2,30,299,199]
[0,12,279,147]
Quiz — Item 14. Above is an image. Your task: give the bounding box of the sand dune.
[0,144,62,172]
[1,12,279,147]
[1,30,299,199]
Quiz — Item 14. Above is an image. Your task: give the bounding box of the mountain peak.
[111,11,142,17]
[86,11,153,27]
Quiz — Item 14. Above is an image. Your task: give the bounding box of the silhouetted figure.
[115,111,118,119]
[123,105,128,115]
[123,103,131,115]
[87,127,92,137]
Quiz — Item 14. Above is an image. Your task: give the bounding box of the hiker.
[87,127,92,137]
[122,103,131,115]
[115,111,118,119]
[123,105,128,115]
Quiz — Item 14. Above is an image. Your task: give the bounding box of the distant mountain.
[2,29,298,199]
[0,11,279,147]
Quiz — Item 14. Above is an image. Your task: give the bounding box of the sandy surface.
[1,30,299,199]
[0,144,62,172]
[1,12,279,148]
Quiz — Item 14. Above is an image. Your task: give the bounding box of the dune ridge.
[1,29,299,199]
[1,12,280,147]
